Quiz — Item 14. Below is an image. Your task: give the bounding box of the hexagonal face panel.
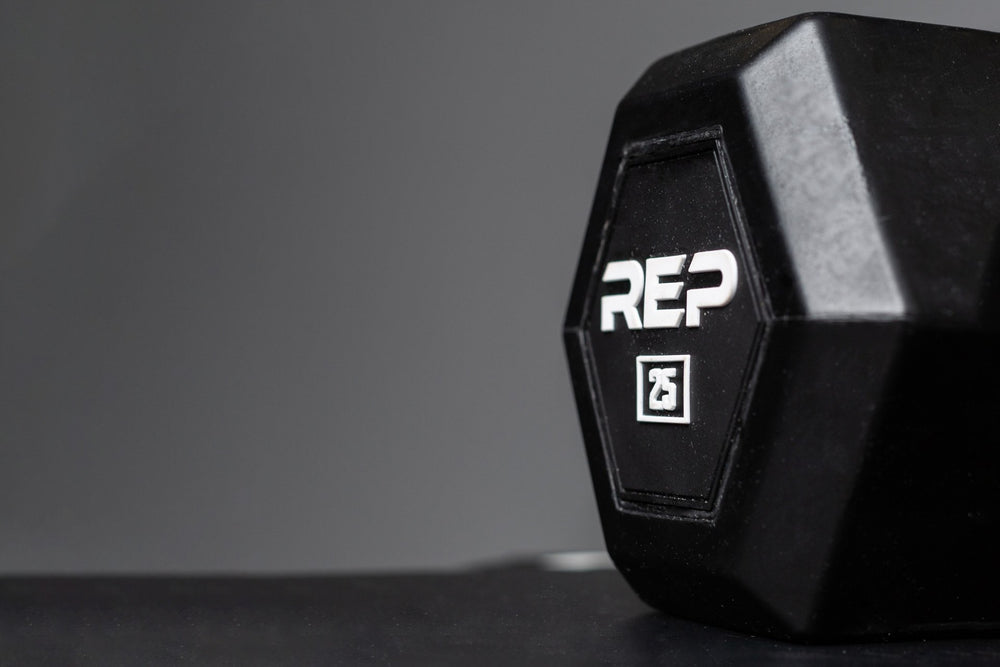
[577,128,768,514]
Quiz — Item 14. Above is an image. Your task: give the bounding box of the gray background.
[1,1,995,573]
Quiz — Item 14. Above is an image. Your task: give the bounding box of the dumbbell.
[564,12,1000,641]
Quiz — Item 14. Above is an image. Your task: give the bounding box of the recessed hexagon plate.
[576,127,769,515]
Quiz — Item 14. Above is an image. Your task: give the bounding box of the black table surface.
[2,563,1000,665]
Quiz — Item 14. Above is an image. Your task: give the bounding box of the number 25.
[648,368,678,411]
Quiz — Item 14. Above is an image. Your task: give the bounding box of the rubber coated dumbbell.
[564,12,1000,641]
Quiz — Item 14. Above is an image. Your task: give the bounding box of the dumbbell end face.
[565,12,1000,641]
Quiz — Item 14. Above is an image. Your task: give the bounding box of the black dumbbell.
[564,12,1000,641]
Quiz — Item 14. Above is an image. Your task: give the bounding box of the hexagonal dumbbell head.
[564,12,1000,641]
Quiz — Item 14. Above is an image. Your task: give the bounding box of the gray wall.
[1,1,995,572]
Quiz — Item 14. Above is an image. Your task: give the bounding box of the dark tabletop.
[2,564,999,665]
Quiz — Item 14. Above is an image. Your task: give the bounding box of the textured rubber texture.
[2,569,1000,663]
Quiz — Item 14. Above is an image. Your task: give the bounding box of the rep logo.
[636,355,690,424]
[600,249,737,331]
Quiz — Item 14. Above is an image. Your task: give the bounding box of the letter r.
[601,260,644,331]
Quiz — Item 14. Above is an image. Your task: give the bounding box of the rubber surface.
[1,566,999,665]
